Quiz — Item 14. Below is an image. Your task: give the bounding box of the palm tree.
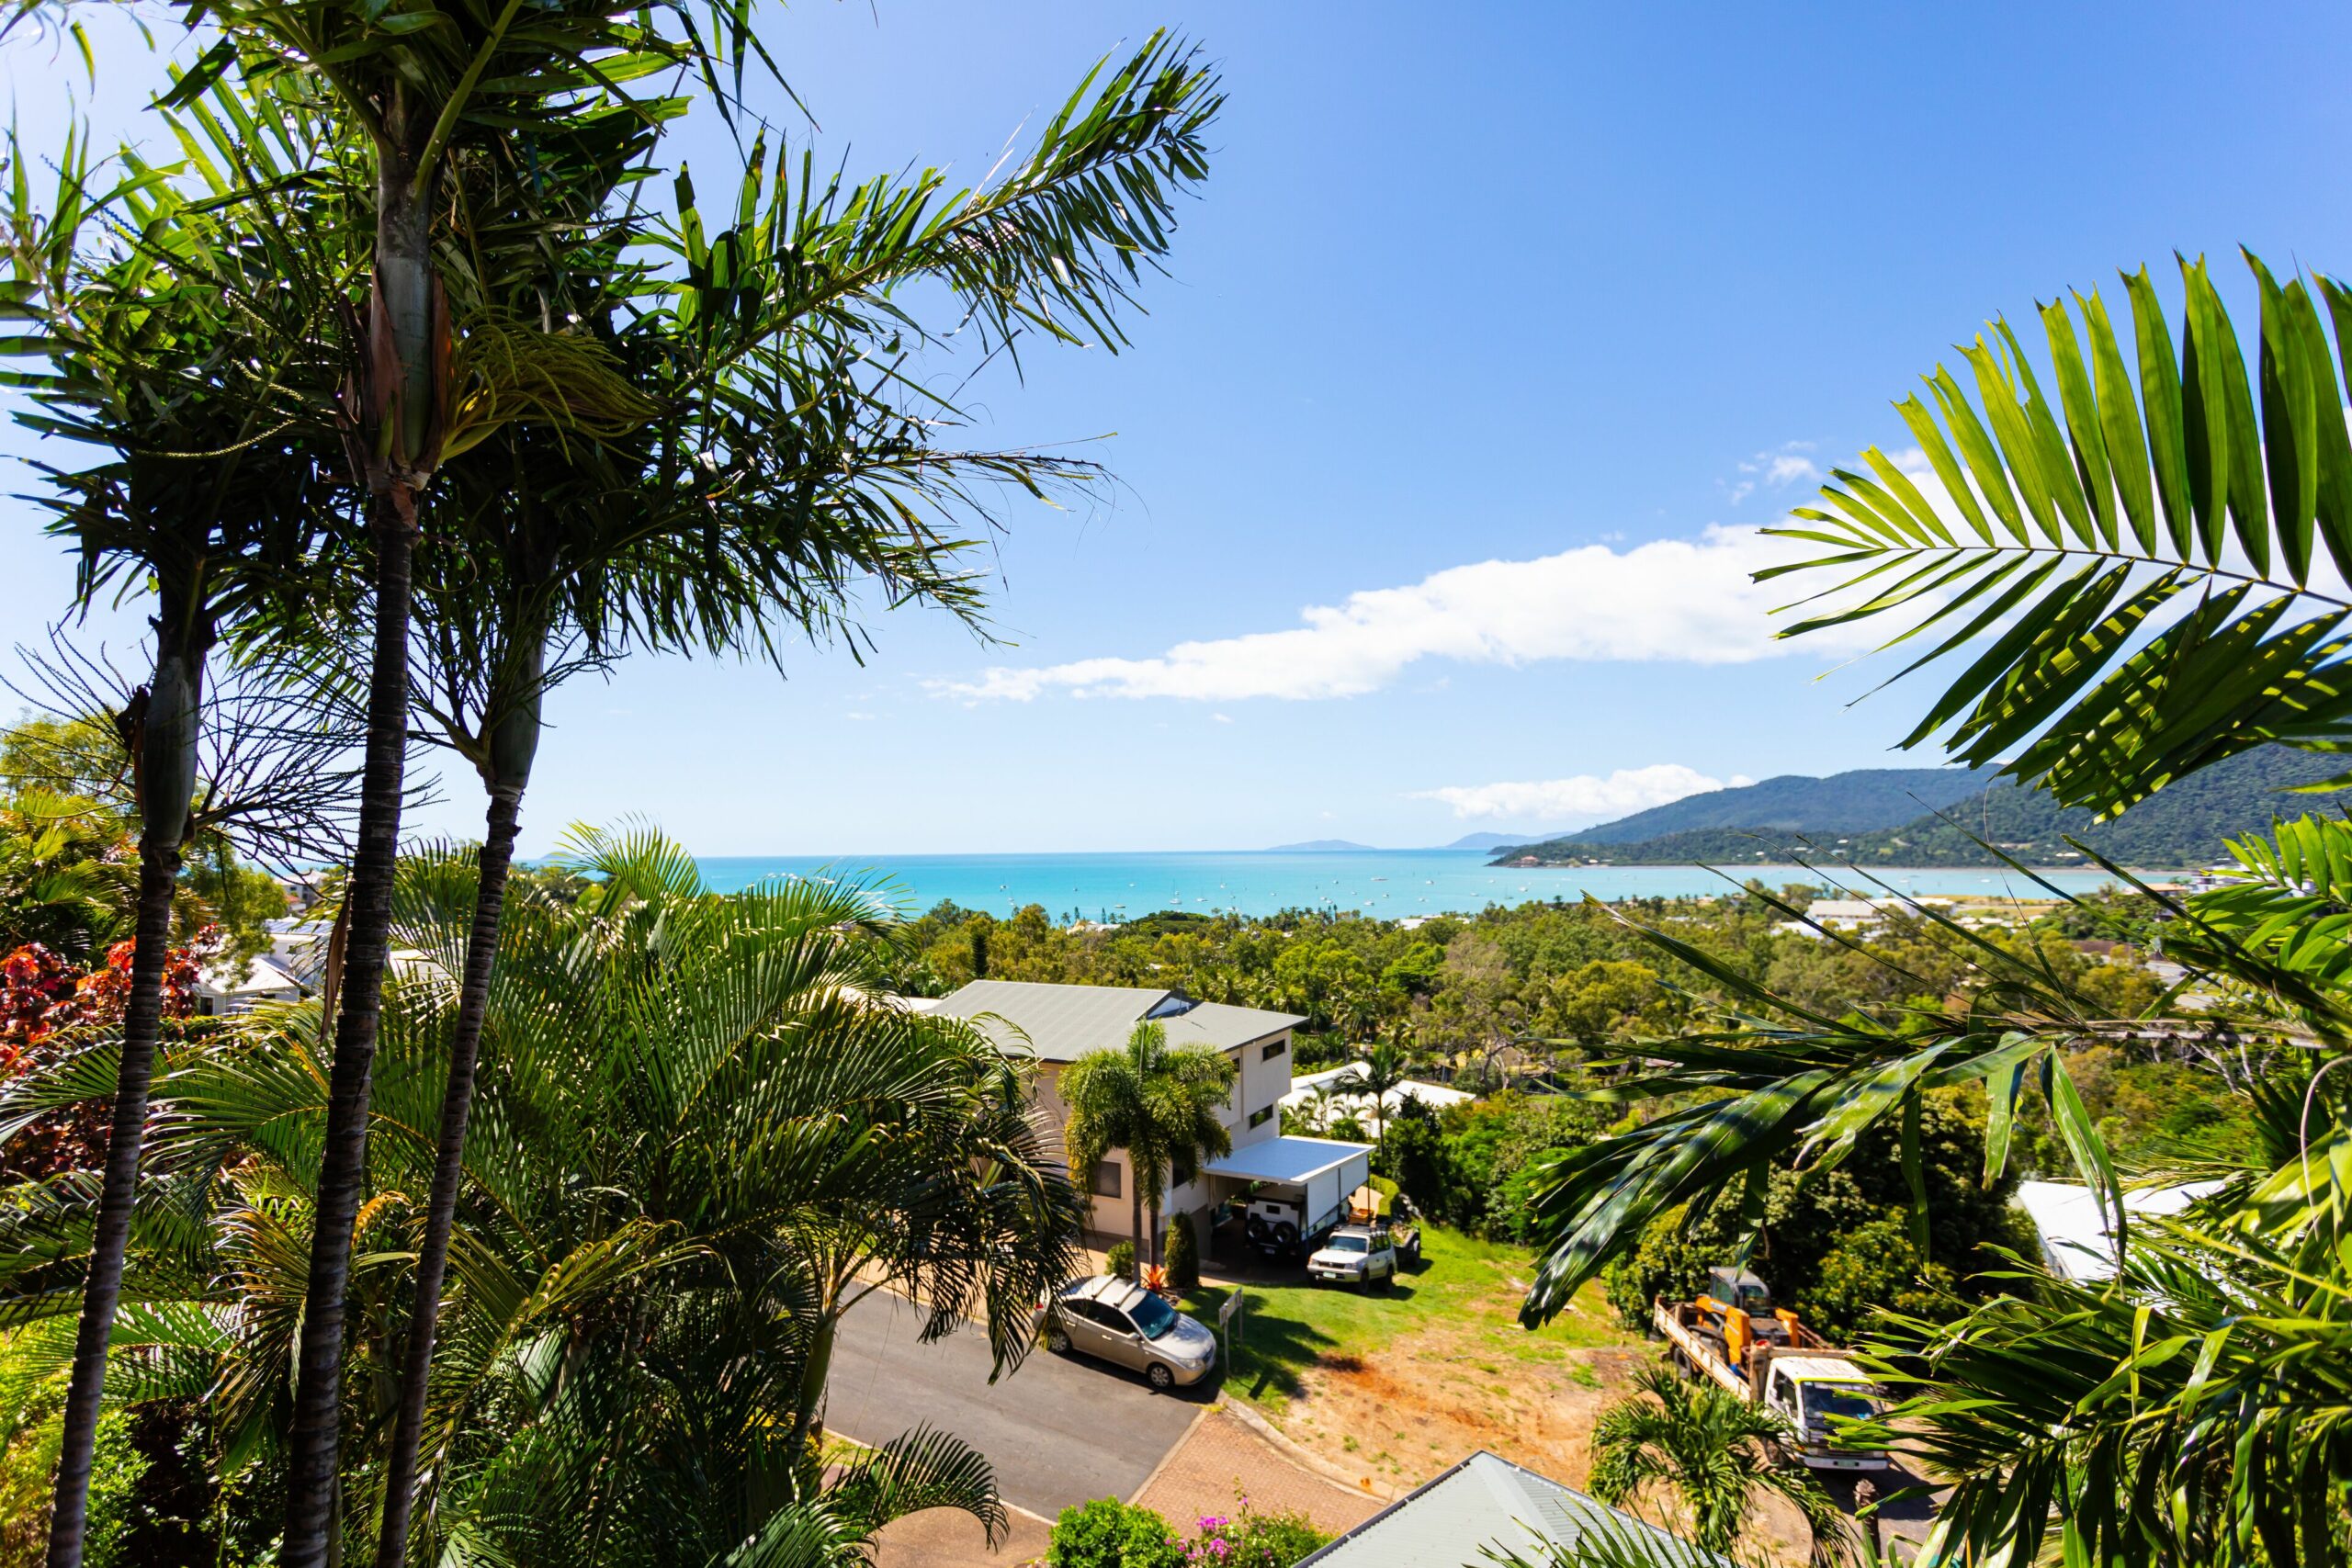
[115,16,770,1560]
[1342,1037,1412,1160]
[3,108,351,1567]
[1589,1366,1850,1564]
[1062,1021,1237,1269]
[361,41,1219,1563]
[1763,251,2352,820]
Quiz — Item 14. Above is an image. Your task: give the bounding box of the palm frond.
[1770,251,2352,817]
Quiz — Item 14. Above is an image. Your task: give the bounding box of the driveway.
[826,1288,1208,1517]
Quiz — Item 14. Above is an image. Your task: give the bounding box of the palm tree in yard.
[1062,1021,1236,1269]
[1342,1036,1411,1159]
[1589,1366,1851,1564]
[3,109,351,1567]
[364,41,1219,1567]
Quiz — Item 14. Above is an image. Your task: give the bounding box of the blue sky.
[7,2,2352,854]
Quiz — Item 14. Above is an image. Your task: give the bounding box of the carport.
[1200,1135,1374,1247]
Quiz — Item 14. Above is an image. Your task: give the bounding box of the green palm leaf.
[1770,251,2352,816]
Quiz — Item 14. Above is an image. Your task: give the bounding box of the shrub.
[1792,1211,1959,1340]
[1164,1214,1200,1291]
[1182,1493,1329,1567]
[1106,1239,1136,1280]
[1047,1496,1184,1568]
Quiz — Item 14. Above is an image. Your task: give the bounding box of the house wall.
[1034,1026,1297,1245]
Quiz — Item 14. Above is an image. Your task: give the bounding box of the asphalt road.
[826,1288,1209,1517]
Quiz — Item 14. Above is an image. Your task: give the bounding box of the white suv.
[1307,1224,1397,1289]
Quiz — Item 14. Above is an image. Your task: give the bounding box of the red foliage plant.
[0,930,212,1179]
[0,930,210,1072]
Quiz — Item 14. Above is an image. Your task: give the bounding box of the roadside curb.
[1125,1403,1214,1505]
[1214,1394,1403,1503]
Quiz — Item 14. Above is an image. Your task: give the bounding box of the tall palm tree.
[1589,1366,1850,1564]
[3,109,350,1567]
[1062,1021,1236,1269]
[1343,1037,1412,1160]
[127,17,769,1561]
[364,40,1219,1564]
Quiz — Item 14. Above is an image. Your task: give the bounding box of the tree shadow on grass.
[1194,1286,1346,1404]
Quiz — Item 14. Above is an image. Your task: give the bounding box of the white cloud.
[1410,764,1753,823]
[1728,441,1824,505]
[1211,712,1233,724]
[938,525,1849,704]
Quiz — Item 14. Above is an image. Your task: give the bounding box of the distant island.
[1489,749,2338,869]
[1265,831,1542,852]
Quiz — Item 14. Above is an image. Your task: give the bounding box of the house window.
[1261,1038,1287,1062]
[1174,1151,1195,1187]
[1090,1160,1122,1199]
[1248,1106,1274,1129]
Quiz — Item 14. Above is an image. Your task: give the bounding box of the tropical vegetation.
[1044,1493,1328,1568]
[1516,254,2352,1566]
[1061,1020,1236,1268]
[1,828,1081,1563]
[1587,1366,1849,1563]
[0,1,1224,1559]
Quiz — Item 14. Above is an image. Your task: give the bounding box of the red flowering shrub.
[0,928,214,1178]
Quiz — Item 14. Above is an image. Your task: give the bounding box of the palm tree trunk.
[43,842,180,1568]
[1148,1197,1162,1270]
[1130,1174,1144,1272]
[282,504,418,1568]
[45,619,203,1568]
[282,85,439,1568]
[370,784,521,1568]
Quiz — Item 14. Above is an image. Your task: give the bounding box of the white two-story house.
[926,978,1374,1252]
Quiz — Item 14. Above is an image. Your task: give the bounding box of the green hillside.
[1566,766,1997,844]
[1496,748,2346,868]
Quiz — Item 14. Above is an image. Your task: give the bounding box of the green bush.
[1793,1211,1960,1340]
[1106,1239,1136,1280]
[1163,1214,1199,1292]
[1182,1494,1330,1567]
[0,1404,153,1568]
[1046,1496,1183,1568]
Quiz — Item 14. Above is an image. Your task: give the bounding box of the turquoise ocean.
[687,850,2133,922]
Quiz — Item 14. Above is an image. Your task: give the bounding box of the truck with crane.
[1652,1266,1892,1472]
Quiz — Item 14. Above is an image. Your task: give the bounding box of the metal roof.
[1198,1135,1371,1186]
[1298,1450,1725,1567]
[1771,1356,1872,1386]
[2015,1179,2222,1283]
[927,979,1303,1063]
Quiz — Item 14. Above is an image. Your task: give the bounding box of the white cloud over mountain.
[939,525,1853,704]
[1409,763,1752,822]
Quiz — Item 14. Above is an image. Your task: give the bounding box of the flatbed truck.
[1652,1272,1891,1472]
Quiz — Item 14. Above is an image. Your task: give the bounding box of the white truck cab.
[1766,1357,1887,1472]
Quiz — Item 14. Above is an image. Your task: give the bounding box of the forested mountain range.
[1495,749,2346,868]
[1564,767,1998,843]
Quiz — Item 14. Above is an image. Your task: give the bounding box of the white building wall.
[1035,1026,1300,1242]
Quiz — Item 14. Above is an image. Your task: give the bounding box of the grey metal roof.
[1298,1450,1724,1567]
[928,980,1302,1063]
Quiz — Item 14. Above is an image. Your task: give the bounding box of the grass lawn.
[1176,1224,1635,1416]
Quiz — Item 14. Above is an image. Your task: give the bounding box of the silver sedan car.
[1039,1274,1218,1390]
